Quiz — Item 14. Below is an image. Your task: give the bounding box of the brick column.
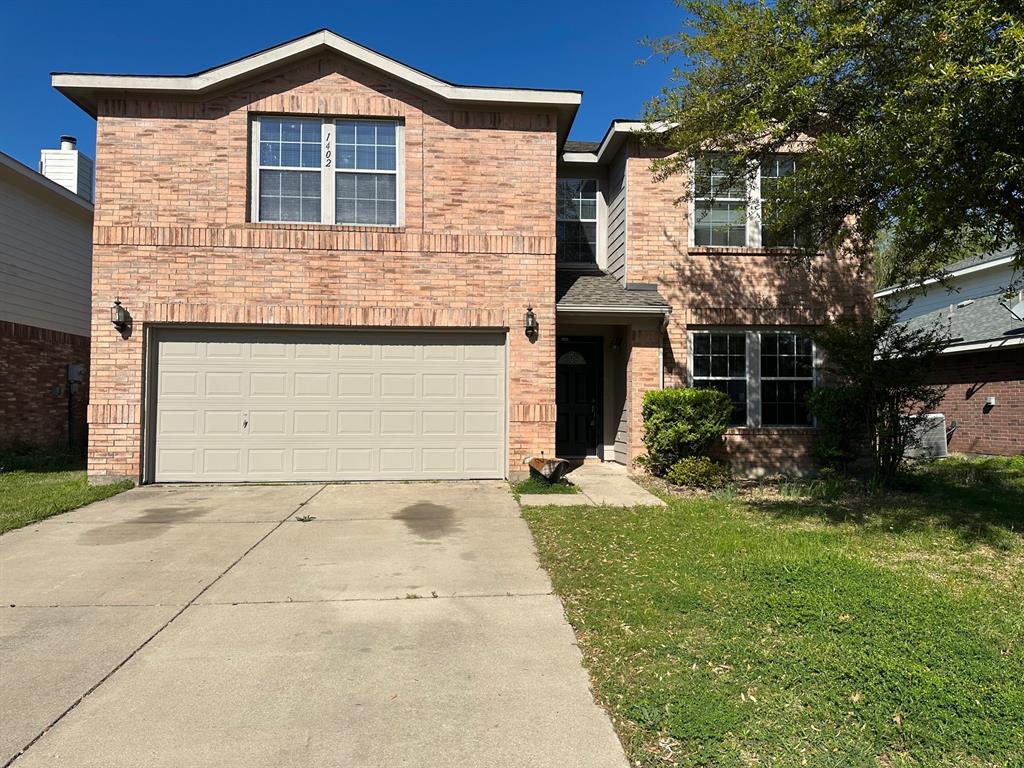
[625,326,663,471]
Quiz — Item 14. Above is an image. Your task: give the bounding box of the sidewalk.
[519,463,665,507]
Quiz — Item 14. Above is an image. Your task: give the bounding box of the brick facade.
[88,52,558,483]
[0,321,89,452]
[928,349,1023,456]
[620,140,872,474]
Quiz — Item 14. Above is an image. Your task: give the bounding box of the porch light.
[111,299,130,333]
[524,306,538,339]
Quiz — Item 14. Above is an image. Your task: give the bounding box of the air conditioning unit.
[906,413,948,459]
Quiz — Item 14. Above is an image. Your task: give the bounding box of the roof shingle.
[556,270,670,311]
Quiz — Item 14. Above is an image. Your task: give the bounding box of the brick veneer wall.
[928,348,1023,456]
[619,140,872,473]
[88,52,558,483]
[0,321,89,451]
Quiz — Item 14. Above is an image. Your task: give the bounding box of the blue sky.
[0,0,684,169]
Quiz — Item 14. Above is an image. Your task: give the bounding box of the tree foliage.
[643,0,1024,285]
[809,302,949,485]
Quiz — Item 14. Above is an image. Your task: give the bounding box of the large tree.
[643,0,1024,286]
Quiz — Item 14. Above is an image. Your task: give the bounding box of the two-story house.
[1,140,94,454]
[53,30,868,484]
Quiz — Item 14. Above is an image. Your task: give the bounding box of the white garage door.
[151,328,506,482]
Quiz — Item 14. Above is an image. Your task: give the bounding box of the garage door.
[150,329,506,482]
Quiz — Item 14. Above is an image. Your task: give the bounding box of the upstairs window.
[557,178,598,264]
[690,329,816,427]
[691,154,801,249]
[252,116,402,226]
[693,156,748,247]
[257,118,322,223]
[760,156,799,247]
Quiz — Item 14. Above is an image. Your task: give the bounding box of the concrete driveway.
[0,482,627,768]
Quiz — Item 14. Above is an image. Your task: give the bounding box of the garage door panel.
[153,329,506,482]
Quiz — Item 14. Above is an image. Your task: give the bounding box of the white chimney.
[39,135,94,202]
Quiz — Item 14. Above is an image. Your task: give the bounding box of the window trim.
[687,328,819,428]
[250,115,405,227]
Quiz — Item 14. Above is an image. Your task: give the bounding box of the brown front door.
[556,337,602,457]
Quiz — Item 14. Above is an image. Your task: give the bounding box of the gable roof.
[52,29,581,140]
[875,247,1019,297]
[0,151,93,213]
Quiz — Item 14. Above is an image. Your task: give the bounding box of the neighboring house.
[0,140,94,453]
[52,30,868,485]
[877,249,1023,456]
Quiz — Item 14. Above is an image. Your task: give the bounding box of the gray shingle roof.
[904,292,1024,347]
[941,246,1018,275]
[563,140,600,153]
[556,270,670,311]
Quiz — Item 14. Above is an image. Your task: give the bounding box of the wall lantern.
[111,299,130,333]
[524,306,539,340]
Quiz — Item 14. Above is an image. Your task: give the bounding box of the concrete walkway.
[0,483,628,768]
[519,463,666,507]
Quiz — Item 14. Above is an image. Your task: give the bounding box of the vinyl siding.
[0,165,93,337]
[606,149,628,284]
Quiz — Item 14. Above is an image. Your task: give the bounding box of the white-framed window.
[556,178,598,264]
[690,153,801,249]
[691,332,748,426]
[760,155,799,247]
[688,329,817,427]
[692,156,750,247]
[251,116,403,226]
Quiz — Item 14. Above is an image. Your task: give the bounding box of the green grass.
[0,470,132,534]
[511,475,579,495]
[523,456,1024,767]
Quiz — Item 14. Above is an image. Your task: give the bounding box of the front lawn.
[0,470,132,534]
[523,457,1024,767]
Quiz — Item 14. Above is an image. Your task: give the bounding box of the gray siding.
[0,163,93,337]
[606,149,628,284]
[614,399,628,465]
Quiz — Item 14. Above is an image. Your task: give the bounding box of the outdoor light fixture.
[524,306,538,339]
[111,299,130,333]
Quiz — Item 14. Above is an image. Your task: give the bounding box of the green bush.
[639,388,732,476]
[806,386,869,471]
[666,456,733,490]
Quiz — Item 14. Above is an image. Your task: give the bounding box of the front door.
[556,337,602,457]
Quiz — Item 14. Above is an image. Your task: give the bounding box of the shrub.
[639,388,732,476]
[666,456,733,490]
[806,386,870,471]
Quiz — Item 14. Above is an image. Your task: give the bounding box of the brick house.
[52,30,868,484]
[877,249,1023,456]
[0,142,94,454]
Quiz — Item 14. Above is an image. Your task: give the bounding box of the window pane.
[377,145,397,171]
[693,334,710,355]
[376,122,396,146]
[337,119,400,172]
[259,118,321,170]
[259,169,319,223]
[759,332,815,426]
[335,172,398,226]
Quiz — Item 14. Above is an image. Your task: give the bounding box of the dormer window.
[252,116,402,226]
[556,178,598,264]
